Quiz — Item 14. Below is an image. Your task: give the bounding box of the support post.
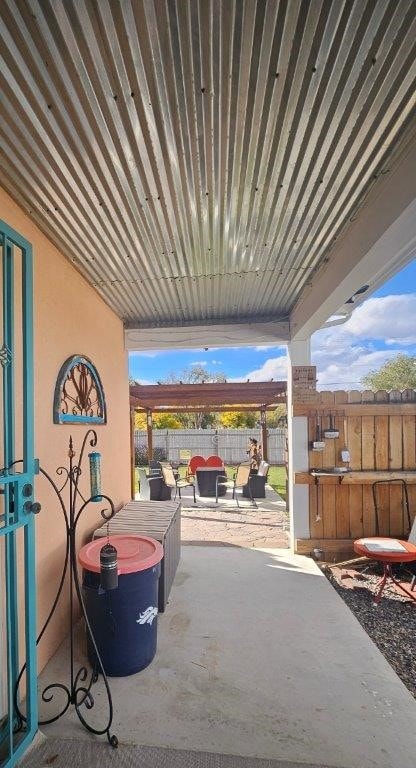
[287,338,311,550]
[260,410,268,462]
[147,410,153,461]
[130,408,136,500]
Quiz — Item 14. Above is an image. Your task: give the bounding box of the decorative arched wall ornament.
[53,355,107,424]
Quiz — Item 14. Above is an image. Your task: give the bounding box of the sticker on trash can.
[136,606,158,626]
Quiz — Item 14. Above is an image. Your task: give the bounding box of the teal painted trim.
[5,528,15,763]
[58,413,104,424]
[22,242,34,476]
[3,243,20,755]
[0,223,38,766]
[0,517,27,535]
[0,220,31,252]
[1,730,37,768]
[22,241,37,737]
[3,239,14,480]
[0,471,32,484]
[24,517,38,736]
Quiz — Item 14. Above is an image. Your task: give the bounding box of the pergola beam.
[130,381,286,410]
[133,404,280,414]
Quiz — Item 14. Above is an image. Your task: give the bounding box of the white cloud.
[191,360,207,366]
[314,349,397,389]
[343,294,416,345]
[312,293,416,389]
[211,359,222,365]
[239,354,289,382]
[254,344,286,352]
[233,293,415,388]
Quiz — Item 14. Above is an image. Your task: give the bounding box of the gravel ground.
[323,562,416,698]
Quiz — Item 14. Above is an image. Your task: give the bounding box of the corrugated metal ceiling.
[1,0,415,327]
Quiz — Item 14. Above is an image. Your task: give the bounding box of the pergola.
[130,381,287,490]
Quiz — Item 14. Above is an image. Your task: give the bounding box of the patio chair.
[206,455,224,467]
[148,459,163,476]
[137,468,172,501]
[188,455,206,476]
[243,460,269,498]
[149,459,179,480]
[215,463,256,507]
[161,464,196,503]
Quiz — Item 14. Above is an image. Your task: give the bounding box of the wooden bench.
[92,499,181,612]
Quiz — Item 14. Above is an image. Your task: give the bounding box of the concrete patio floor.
[38,546,416,768]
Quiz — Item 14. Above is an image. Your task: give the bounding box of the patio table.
[196,467,227,497]
[353,537,416,603]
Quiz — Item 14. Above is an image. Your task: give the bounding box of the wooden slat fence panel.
[403,415,416,516]
[299,389,416,546]
[361,416,375,536]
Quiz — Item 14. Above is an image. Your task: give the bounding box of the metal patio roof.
[1,0,416,338]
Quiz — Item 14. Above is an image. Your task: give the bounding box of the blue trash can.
[79,534,164,677]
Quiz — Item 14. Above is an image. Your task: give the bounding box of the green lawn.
[136,464,287,500]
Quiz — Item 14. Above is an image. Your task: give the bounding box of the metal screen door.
[0,221,37,767]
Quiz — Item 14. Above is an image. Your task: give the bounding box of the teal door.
[0,221,38,767]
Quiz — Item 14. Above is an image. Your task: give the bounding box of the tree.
[266,403,287,428]
[134,411,182,429]
[161,365,226,428]
[361,353,416,391]
[219,410,257,428]
[134,411,147,430]
[163,364,226,386]
[153,413,182,429]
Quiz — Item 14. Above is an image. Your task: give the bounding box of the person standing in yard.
[246,437,262,472]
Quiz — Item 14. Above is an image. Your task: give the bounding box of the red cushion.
[206,455,224,467]
[188,455,206,473]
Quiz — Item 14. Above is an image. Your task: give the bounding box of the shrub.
[153,446,167,463]
[135,443,148,466]
[135,443,167,466]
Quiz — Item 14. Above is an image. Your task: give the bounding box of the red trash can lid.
[78,534,163,575]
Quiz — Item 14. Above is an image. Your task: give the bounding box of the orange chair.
[188,455,206,475]
[206,455,223,467]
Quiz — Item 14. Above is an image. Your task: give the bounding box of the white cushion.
[409,516,416,544]
[257,461,269,477]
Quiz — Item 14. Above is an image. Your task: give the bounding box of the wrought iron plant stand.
[14,430,118,747]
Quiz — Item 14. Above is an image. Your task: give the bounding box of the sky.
[129,259,416,389]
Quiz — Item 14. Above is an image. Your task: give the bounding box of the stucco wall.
[1,189,131,671]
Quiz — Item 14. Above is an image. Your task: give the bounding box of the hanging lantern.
[100,542,118,591]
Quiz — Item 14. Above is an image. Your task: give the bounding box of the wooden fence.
[293,389,416,557]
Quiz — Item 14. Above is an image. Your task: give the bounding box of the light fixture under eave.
[345,284,370,304]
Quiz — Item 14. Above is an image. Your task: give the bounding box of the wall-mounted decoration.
[53,355,107,424]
